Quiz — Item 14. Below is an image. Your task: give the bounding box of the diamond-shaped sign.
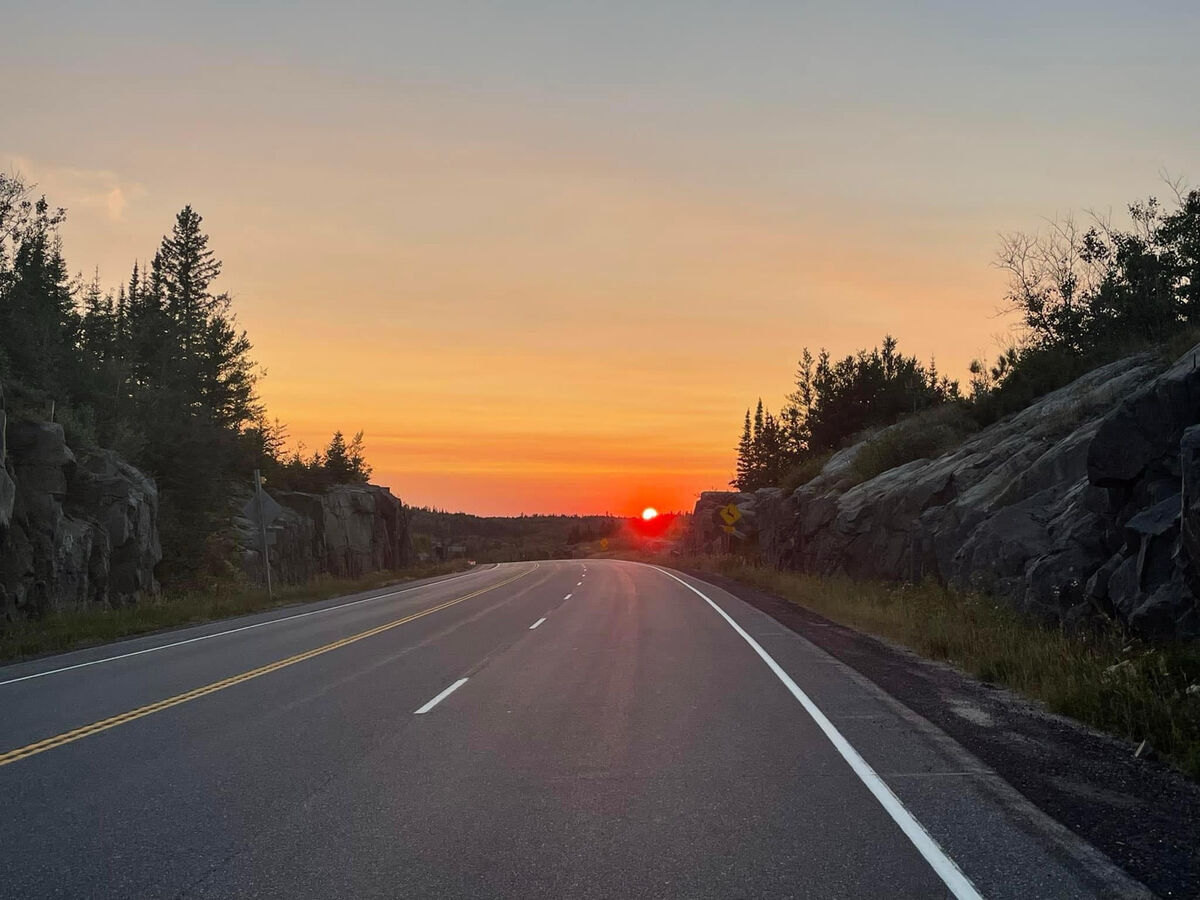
[718,503,742,526]
[242,491,283,528]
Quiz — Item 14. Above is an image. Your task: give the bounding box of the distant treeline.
[734,185,1200,492]
[0,174,371,582]
[409,508,621,562]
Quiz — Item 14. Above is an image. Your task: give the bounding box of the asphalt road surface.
[0,560,1148,898]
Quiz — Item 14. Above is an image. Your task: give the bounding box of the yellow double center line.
[0,565,537,768]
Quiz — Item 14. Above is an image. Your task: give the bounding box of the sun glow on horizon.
[642,507,658,521]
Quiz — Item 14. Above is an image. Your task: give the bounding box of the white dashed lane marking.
[414,678,469,714]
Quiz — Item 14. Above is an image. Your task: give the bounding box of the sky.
[3,1,1199,515]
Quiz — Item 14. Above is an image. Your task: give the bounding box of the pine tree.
[0,191,77,393]
[160,205,221,359]
[750,399,766,489]
[323,431,351,483]
[346,431,372,483]
[733,410,753,489]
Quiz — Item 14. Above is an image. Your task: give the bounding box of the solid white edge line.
[0,566,492,687]
[529,617,547,630]
[653,566,983,900]
[414,677,469,714]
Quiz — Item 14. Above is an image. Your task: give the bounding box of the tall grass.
[0,560,472,662]
[659,554,1200,780]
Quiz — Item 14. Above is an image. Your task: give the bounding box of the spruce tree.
[733,410,753,489]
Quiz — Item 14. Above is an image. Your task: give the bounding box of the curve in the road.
[656,565,982,900]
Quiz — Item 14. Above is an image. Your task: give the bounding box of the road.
[0,560,1145,898]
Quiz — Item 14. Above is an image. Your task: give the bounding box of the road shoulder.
[684,569,1200,900]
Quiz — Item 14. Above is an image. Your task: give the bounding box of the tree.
[122,207,264,578]
[996,190,1200,356]
[0,176,76,393]
[346,430,372,483]
[322,430,372,484]
[792,335,958,454]
[732,335,960,491]
[0,178,381,584]
[733,410,754,489]
[159,205,221,358]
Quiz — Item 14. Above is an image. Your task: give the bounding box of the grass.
[779,451,834,494]
[1160,325,1200,367]
[846,403,978,486]
[0,560,473,663]
[628,552,1200,781]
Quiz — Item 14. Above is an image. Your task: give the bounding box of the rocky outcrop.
[233,484,414,585]
[692,345,1200,638]
[0,399,161,621]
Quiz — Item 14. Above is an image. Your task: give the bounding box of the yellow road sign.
[600,538,609,551]
[718,503,742,526]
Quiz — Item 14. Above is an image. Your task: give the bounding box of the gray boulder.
[0,418,160,620]
[322,484,412,577]
[70,449,161,602]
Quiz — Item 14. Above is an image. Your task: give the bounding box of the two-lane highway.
[0,560,1146,897]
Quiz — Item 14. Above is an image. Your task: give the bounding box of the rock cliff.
[691,345,1200,638]
[1,375,416,621]
[232,484,414,585]
[0,382,161,621]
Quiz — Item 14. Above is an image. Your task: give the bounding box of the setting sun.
[642,507,658,521]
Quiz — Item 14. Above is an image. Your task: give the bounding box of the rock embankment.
[0,382,161,621]
[0,376,415,620]
[691,344,1200,638]
[232,484,414,585]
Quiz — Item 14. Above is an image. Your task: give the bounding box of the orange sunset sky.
[4,2,1199,515]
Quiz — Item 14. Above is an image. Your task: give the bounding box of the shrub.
[847,404,978,485]
[779,452,833,493]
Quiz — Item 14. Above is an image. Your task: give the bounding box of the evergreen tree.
[0,174,382,584]
[160,205,221,360]
[321,430,372,485]
[0,180,76,393]
[323,431,352,483]
[346,430,372,483]
[733,410,753,489]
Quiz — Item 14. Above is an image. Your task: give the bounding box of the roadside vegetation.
[647,554,1200,781]
[732,182,1200,493]
[0,173,373,585]
[0,560,472,663]
[845,403,978,486]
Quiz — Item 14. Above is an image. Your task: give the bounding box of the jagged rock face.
[0,417,161,621]
[233,484,414,585]
[691,346,1200,638]
[70,449,161,600]
[321,485,412,577]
